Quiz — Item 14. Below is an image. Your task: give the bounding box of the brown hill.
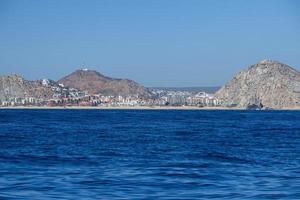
[58,69,151,97]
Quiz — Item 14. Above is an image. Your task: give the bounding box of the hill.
[0,74,54,101]
[215,60,300,109]
[58,69,151,97]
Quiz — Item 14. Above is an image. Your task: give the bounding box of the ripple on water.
[0,109,299,199]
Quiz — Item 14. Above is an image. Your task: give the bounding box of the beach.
[0,106,233,110]
[1,106,300,110]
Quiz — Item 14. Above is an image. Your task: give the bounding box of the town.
[0,79,219,108]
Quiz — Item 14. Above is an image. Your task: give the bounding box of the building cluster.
[42,79,86,99]
[0,97,45,107]
[150,89,219,107]
[0,82,219,107]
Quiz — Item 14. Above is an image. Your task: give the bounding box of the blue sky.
[0,0,299,87]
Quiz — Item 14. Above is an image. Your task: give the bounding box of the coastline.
[0,106,237,110]
[0,106,300,110]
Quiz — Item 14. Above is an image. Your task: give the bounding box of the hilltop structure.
[215,60,300,109]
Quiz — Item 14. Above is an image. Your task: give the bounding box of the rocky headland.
[215,60,300,109]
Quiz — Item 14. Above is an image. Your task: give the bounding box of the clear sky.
[0,0,299,87]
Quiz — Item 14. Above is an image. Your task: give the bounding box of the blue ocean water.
[0,109,299,199]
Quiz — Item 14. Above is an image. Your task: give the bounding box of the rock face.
[58,69,151,97]
[0,74,54,101]
[215,60,300,109]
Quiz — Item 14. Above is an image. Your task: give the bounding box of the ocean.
[0,109,299,199]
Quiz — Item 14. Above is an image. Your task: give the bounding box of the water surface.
[0,109,299,199]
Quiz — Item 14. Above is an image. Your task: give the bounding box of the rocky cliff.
[215,60,300,109]
[0,74,54,101]
[58,69,151,97]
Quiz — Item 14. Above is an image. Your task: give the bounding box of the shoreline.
[0,106,233,110]
[0,106,300,110]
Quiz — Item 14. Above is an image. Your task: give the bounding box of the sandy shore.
[1,106,300,110]
[0,106,238,110]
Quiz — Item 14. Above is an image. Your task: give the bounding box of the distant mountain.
[215,60,300,109]
[0,74,54,101]
[149,87,220,93]
[58,69,151,97]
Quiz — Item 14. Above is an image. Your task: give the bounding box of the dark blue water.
[0,109,299,199]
